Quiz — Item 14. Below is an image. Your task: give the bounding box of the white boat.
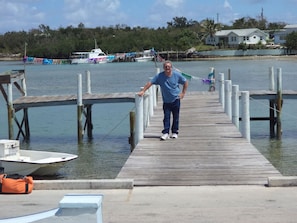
[70,48,111,64]
[135,49,154,62]
[70,39,114,64]
[0,139,78,176]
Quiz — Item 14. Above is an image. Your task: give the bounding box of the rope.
[154,54,210,82]
[249,97,297,121]
[98,105,136,142]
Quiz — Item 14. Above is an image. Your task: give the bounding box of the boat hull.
[70,47,114,64]
[0,150,78,176]
[135,56,154,62]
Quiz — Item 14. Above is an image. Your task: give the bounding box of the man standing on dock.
[137,60,188,140]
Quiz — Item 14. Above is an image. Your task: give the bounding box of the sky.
[0,0,297,34]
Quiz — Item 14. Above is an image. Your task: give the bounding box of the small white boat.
[0,139,78,176]
[135,49,154,62]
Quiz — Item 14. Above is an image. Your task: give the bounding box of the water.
[1,58,297,178]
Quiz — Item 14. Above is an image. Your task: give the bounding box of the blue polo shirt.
[151,70,187,103]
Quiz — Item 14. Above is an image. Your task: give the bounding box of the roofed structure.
[205,28,268,47]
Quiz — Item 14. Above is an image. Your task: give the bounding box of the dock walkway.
[117,92,282,186]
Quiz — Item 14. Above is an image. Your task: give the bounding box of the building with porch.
[205,28,268,47]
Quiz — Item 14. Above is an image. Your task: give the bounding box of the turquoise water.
[1,58,297,178]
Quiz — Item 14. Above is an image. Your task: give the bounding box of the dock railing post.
[153,68,160,107]
[148,87,154,117]
[135,94,144,145]
[77,74,84,143]
[241,91,251,142]
[142,88,149,129]
[232,85,239,128]
[218,73,224,108]
[276,68,282,139]
[224,80,232,120]
[85,70,91,94]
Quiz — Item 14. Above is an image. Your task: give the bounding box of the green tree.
[200,19,220,44]
[285,31,297,50]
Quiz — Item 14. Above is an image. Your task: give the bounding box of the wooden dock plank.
[12,92,135,110]
[117,92,282,186]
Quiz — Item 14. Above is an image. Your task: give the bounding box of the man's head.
[163,60,172,76]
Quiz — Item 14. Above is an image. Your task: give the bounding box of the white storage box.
[0,139,20,157]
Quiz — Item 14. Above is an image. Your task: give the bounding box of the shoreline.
[1,54,297,63]
[181,54,297,61]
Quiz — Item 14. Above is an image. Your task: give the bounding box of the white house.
[205,28,268,46]
[274,24,297,45]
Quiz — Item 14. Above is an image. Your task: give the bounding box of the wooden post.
[269,67,275,91]
[7,83,14,139]
[142,88,149,129]
[153,68,160,107]
[129,111,136,152]
[85,70,91,94]
[269,100,275,138]
[232,85,239,128]
[228,68,231,80]
[276,68,282,139]
[24,108,30,140]
[269,66,276,137]
[224,80,232,120]
[148,87,154,117]
[86,105,93,139]
[241,91,250,142]
[219,73,224,108]
[21,70,30,140]
[77,74,83,143]
[135,93,144,145]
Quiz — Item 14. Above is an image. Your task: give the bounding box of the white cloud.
[63,0,124,27]
[163,0,184,9]
[0,1,46,33]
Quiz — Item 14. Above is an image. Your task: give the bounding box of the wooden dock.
[117,92,282,186]
[12,93,135,111]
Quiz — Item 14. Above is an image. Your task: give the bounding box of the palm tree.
[201,19,221,45]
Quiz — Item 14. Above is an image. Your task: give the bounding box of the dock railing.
[217,67,283,142]
[133,67,283,149]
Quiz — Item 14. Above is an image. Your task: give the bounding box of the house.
[205,28,268,47]
[274,24,297,45]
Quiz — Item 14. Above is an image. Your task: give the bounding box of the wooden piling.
[276,68,282,139]
[224,80,232,120]
[269,67,275,138]
[77,74,83,143]
[269,100,275,138]
[129,111,136,152]
[7,83,14,139]
[85,105,93,139]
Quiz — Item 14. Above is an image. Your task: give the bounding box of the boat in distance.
[70,48,115,64]
[0,139,78,176]
[134,49,154,62]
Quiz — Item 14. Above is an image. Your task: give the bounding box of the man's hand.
[179,92,185,99]
[137,90,145,97]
